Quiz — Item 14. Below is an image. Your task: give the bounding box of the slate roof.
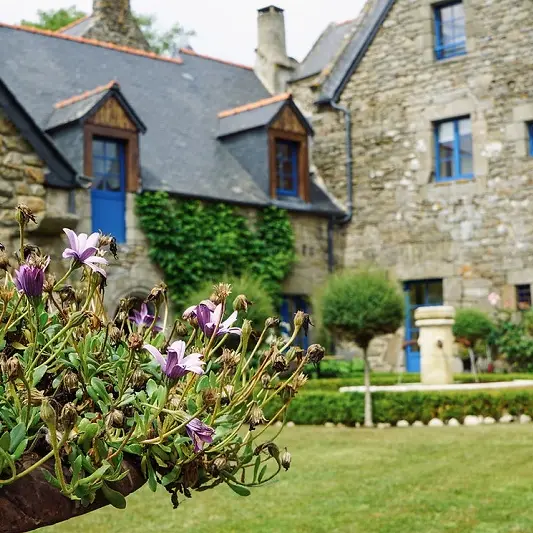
[58,15,94,37]
[317,0,396,103]
[0,24,342,216]
[291,19,359,82]
[218,100,286,138]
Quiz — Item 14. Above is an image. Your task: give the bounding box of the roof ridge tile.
[0,22,183,65]
[179,47,253,71]
[217,93,291,119]
[53,80,118,109]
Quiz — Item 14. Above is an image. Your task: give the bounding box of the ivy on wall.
[135,192,296,307]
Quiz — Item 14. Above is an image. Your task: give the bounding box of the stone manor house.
[0,0,532,371]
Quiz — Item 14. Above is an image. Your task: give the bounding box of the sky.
[0,0,365,65]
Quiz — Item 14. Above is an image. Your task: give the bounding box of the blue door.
[280,295,309,349]
[91,138,126,243]
[404,280,443,372]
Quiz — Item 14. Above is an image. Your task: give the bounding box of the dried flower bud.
[219,349,240,373]
[6,356,23,381]
[63,371,79,391]
[233,294,252,312]
[146,283,167,303]
[60,402,78,430]
[221,385,234,404]
[212,283,232,304]
[261,373,271,389]
[118,297,135,314]
[68,310,89,328]
[23,244,41,261]
[271,349,288,373]
[265,316,280,329]
[175,320,189,337]
[87,312,102,331]
[246,402,267,430]
[211,456,228,476]
[202,388,218,408]
[42,274,56,294]
[58,285,76,304]
[131,368,147,389]
[0,251,10,271]
[306,344,326,365]
[0,288,14,302]
[128,332,144,351]
[108,409,124,429]
[301,313,313,336]
[182,461,199,488]
[40,398,56,426]
[98,233,114,247]
[110,325,122,344]
[16,204,37,226]
[281,448,291,471]
[292,372,308,391]
[25,388,44,406]
[294,311,306,329]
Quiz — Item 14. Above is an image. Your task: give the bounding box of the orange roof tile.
[336,18,356,26]
[0,22,183,65]
[54,80,118,109]
[55,15,91,33]
[179,47,253,71]
[217,93,291,119]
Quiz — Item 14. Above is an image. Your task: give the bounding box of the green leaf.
[161,466,181,486]
[226,482,251,497]
[42,470,61,490]
[101,482,127,509]
[12,438,28,460]
[253,456,261,483]
[209,371,218,389]
[90,377,109,402]
[240,443,253,464]
[71,455,83,486]
[156,386,167,409]
[32,364,48,387]
[258,465,267,482]
[11,342,26,350]
[187,397,197,414]
[9,423,26,454]
[195,375,209,393]
[146,379,157,398]
[146,459,158,492]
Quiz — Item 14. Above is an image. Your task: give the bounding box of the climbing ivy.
[135,192,296,308]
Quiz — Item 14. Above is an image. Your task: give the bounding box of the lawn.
[42,425,533,533]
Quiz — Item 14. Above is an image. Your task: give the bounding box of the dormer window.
[275,139,300,197]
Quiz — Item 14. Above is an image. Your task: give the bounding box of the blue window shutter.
[91,138,127,243]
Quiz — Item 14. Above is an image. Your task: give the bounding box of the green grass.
[42,425,533,533]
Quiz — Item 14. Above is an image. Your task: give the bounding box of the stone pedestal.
[415,306,455,385]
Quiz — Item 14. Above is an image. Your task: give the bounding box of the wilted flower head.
[62,228,108,277]
[212,283,232,304]
[265,316,280,329]
[306,344,326,365]
[128,332,144,351]
[246,403,267,430]
[146,282,167,304]
[218,349,240,373]
[488,292,501,307]
[271,348,288,373]
[60,403,78,431]
[16,204,36,226]
[281,448,291,471]
[15,260,48,298]
[144,340,204,380]
[186,418,215,453]
[129,303,162,332]
[0,251,10,271]
[233,294,252,312]
[5,356,22,382]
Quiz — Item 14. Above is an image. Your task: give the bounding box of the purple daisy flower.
[143,340,204,379]
[15,263,46,298]
[129,303,162,332]
[62,228,108,277]
[186,418,215,453]
[196,302,242,337]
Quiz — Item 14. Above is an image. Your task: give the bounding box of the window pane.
[105,141,118,159]
[427,281,443,305]
[93,140,105,157]
[459,118,472,175]
[93,157,106,176]
[106,175,121,191]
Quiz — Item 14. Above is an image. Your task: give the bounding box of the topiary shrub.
[453,308,494,381]
[316,269,404,427]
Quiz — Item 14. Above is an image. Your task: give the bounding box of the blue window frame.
[434,116,473,182]
[280,295,309,349]
[516,284,531,310]
[91,138,127,243]
[275,140,299,197]
[528,123,533,157]
[434,1,466,60]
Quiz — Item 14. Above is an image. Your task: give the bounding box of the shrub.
[186,273,275,332]
[264,390,533,426]
[305,358,364,379]
[494,319,533,372]
[453,308,493,345]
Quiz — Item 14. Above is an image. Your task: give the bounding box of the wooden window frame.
[84,124,140,193]
[268,129,309,202]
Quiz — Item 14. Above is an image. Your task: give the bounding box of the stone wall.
[309,0,533,312]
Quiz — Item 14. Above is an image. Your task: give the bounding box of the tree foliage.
[135,192,296,309]
[20,7,194,56]
[319,269,404,349]
[453,308,493,345]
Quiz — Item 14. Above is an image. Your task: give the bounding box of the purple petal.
[168,341,186,363]
[62,248,78,260]
[182,305,197,320]
[86,263,107,278]
[212,304,223,325]
[78,246,99,262]
[63,228,79,253]
[221,310,238,330]
[144,344,166,370]
[84,255,108,266]
[77,233,88,251]
[85,232,100,250]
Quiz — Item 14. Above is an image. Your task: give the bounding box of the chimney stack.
[255,6,295,94]
[85,0,151,51]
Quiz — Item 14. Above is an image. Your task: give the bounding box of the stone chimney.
[84,0,151,52]
[255,6,296,94]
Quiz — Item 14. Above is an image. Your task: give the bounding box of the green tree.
[21,6,85,31]
[20,8,194,56]
[317,269,404,427]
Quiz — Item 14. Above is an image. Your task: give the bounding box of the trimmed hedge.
[303,373,533,392]
[266,389,533,426]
